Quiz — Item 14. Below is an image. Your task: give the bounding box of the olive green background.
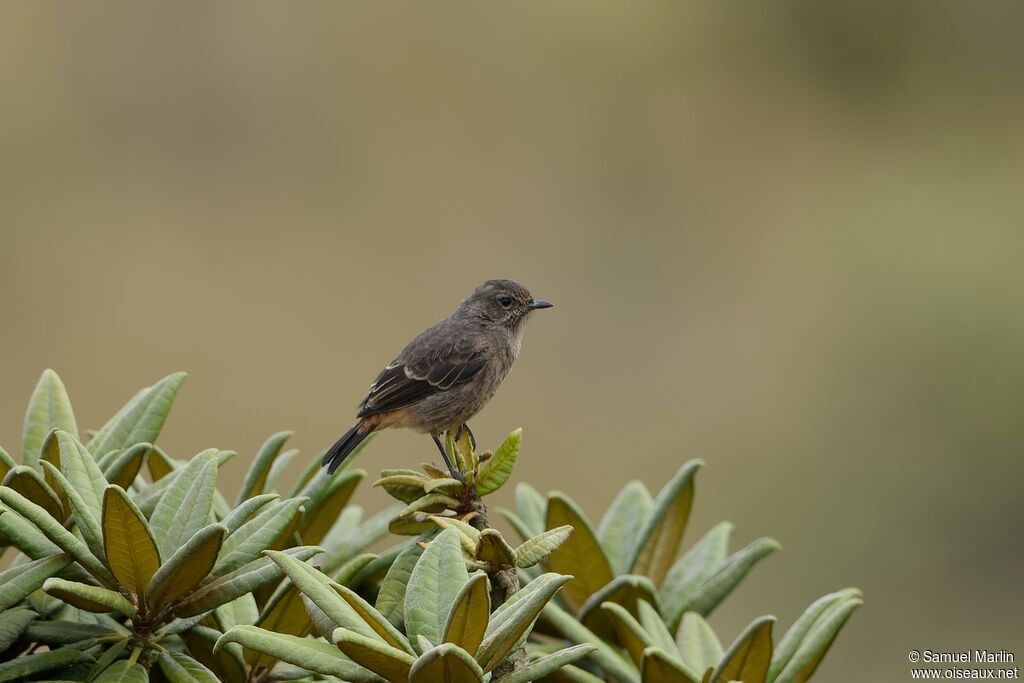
[2,4,1022,681]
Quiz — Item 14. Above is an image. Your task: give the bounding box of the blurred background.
[2,2,1022,679]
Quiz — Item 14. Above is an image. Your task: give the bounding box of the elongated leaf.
[88,372,186,455]
[443,572,490,655]
[406,528,469,651]
[661,522,732,631]
[476,528,517,569]
[263,549,379,642]
[57,430,109,521]
[769,589,862,683]
[598,481,653,575]
[0,647,89,682]
[2,465,63,521]
[23,619,121,645]
[214,497,306,575]
[147,445,177,481]
[478,573,571,672]
[103,443,151,490]
[147,523,225,608]
[641,647,699,683]
[93,660,149,682]
[678,612,724,676]
[321,503,400,574]
[410,643,484,682]
[151,450,218,558]
[43,577,135,615]
[602,601,653,667]
[334,583,415,654]
[221,493,278,534]
[543,601,641,683]
[515,483,547,538]
[22,369,78,466]
[712,615,774,683]
[515,525,573,568]
[376,535,429,626]
[183,624,247,683]
[0,552,72,610]
[264,447,300,492]
[375,473,431,504]
[175,545,319,617]
[40,460,105,560]
[333,628,415,683]
[298,469,364,546]
[236,430,293,504]
[687,538,781,617]
[0,446,14,483]
[494,644,598,683]
[476,428,521,496]
[0,487,112,583]
[578,574,659,642]
[637,599,676,653]
[254,582,311,645]
[157,652,219,683]
[628,460,701,585]
[0,607,37,652]
[216,625,378,681]
[545,493,614,611]
[0,503,61,558]
[428,515,481,553]
[102,485,161,594]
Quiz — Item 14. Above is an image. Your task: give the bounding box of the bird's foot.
[432,433,469,485]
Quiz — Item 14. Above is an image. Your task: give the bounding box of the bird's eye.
[497,296,513,308]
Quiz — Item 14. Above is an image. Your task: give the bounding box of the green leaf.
[221,493,278,535]
[374,473,431,504]
[769,589,862,683]
[2,465,63,521]
[478,572,571,672]
[493,644,599,683]
[22,369,78,466]
[0,607,37,653]
[687,537,781,617]
[428,515,481,553]
[40,460,106,561]
[514,482,546,538]
[641,647,699,683]
[175,546,320,617]
[545,493,614,611]
[677,612,724,677]
[147,445,177,481]
[442,572,490,655]
[333,628,415,683]
[102,485,161,594]
[102,443,151,489]
[23,618,121,645]
[0,502,61,559]
[157,652,219,683]
[598,481,653,575]
[151,449,218,558]
[298,468,364,546]
[321,503,400,574]
[515,525,573,568]
[0,647,89,682]
[215,625,378,681]
[476,428,521,496]
[57,429,109,524]
[578,574,659,642]
[543,601,641,683]
[712,615,774,683]
[93,660,149,682]
[43,577,135,616]
[628,460,701,586]
[0,446,14,483]
[88,372,186,455]
[410,643,484,682]
[182,624,247,683]
[601,601,653,667]
[214,593,259,633]
[255,582,311,643]
[405,527,469,651]
[236,430,293,504]
[660,522,732,631]
[475,528,517,569]
[637,599,676,654]
[376,535,429,627]
[0,553,72,610]
[146,523,226,609]
[214,497,306,575]
[0,486,112,583]
[333,583,416,655]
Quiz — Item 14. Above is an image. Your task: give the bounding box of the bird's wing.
[357,341,485,418]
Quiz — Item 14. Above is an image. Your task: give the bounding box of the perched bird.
[321,279,553,477]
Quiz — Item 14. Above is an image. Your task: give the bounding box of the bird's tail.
[321,421,373,475]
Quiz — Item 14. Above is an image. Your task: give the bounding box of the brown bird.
[321,279,553,477]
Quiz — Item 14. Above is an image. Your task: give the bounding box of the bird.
[320,279,553,478]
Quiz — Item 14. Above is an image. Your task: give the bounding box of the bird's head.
[459,279,553,330]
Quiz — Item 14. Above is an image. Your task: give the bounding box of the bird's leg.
[432,434,467,484]
[455,423,477,450]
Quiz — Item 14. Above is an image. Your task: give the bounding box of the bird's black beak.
[528,299,554,310]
